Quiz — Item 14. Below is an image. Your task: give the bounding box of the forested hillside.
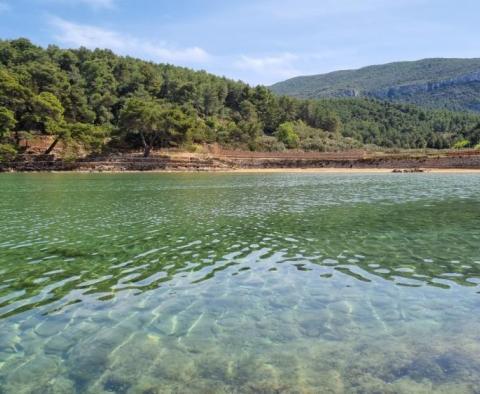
[1,39,480,159]
[271,58,480,112]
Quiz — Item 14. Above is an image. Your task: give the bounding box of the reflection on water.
[0,173,480,393]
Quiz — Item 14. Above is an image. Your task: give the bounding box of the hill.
[270,58,480,112]
[1,39,480,160]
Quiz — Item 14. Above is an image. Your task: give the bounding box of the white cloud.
[234,53,301,84]
[0,1,10,12]
[253,0,426,21]
[44,0,115,10]
[139,42,211,64]
[49,17,211,64]
[51,17,126,49]
[79,0,114,8]
[73,0,114,8]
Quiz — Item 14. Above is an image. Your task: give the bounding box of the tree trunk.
[14,131,21,147]
[140,132,152,157]
[45,138,60,155]
[143,145,152,157]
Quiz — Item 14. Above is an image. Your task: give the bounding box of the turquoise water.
[0,173,479,393]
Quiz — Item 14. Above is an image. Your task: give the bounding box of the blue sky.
[0,0,479,85]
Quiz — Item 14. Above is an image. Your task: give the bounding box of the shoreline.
[2,151,480,174]
[3,168,480,174]
[210,168,480,174]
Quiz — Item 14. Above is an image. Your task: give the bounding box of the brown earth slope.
[2,149,480,172]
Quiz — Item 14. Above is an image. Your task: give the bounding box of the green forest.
[1,38,480,159]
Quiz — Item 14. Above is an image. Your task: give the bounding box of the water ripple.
[1,173,480,392]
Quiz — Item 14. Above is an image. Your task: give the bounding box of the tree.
[155,104,195,148]
[468,124,480,146]
[251,86,281,133]
[0,68,29,113]
[321,112,342,134]
[119,98,156,157]
[2,38,480,154]
[119,98,194,157]
[276,122,299,148]
[0,143,17,162]
[0,107,16,139]
[32,92,66,154]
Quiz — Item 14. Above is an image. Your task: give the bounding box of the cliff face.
[369,71,480,98]
[366,74,480,112]
[270,58,480,112]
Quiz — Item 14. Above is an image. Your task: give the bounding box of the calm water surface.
[0,173,479,393]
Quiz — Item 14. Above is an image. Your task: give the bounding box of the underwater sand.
[0,173,479,393]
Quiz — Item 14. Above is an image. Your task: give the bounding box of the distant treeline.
[1,38,480,159]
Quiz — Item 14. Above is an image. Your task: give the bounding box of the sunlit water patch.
[0,173,480,393]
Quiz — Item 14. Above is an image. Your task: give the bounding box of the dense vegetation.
[1,39,480,159]
[312,99,480,149]
[270,58,480,112]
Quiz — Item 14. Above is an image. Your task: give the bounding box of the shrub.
[256,136,286,152]
[0,143,17,162]
[300,137,326,152]
[275,122,299,149]
[452,139,470,149]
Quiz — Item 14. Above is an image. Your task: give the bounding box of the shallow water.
[0,173,479,393]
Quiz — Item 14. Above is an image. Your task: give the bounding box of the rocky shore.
[1,151,480,173]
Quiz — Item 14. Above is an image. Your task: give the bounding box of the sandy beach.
[218,168,480,174]
[22,167,480,175]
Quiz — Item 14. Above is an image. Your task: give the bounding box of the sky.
[0,0,479,85]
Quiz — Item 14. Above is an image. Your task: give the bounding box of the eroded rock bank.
[2,151,480,172]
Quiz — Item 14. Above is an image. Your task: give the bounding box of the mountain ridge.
[270,58,480,112]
